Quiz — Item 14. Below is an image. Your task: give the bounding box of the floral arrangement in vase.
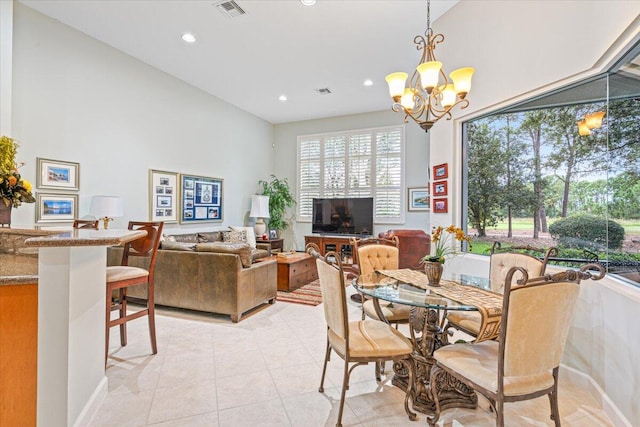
[0,135,35,208]
[421,225,472,264]
[420,225,471,286]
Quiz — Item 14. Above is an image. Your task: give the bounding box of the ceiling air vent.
[315,88,332,95]
[214,0,246,18]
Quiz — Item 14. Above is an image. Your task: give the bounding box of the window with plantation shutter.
[297,125,405,224]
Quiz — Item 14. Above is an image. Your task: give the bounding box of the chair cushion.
[434,341,554,396]
[446,311,482,335]
[329,320,412,359]
[363,299,410,322]
[106,266,149,282]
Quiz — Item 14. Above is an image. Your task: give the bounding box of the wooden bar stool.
[105,221,163,364]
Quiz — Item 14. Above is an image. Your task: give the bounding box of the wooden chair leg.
[105,286,112,365]
[148,288,157,354]
[119,288,127,346]
[549,367,561,426]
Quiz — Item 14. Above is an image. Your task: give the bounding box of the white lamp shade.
[249,195,270,218]
[89,195,124,218]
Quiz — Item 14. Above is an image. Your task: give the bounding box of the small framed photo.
[433,180,448,196]
[36,158,80,191]
[149,169,179,223]
[433,198,448,213]
[408,187,430,211]
[36,193,78,223]
[432,163,448,180]
[269,229,278,239]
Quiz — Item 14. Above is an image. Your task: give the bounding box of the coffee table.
[276,252,318,291]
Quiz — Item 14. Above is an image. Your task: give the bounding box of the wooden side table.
[256,238,284,253]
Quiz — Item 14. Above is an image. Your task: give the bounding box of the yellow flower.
[22,180,32,192]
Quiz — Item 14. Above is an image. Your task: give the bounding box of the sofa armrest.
[256,242,271,255]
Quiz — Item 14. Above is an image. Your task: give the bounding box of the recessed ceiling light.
[181,33,196,43]
[278,95,288,102]
[363,79,373,86]
[300,0,316,6]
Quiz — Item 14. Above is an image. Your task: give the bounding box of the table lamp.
[89,195,124,229]
[249,195,270,237]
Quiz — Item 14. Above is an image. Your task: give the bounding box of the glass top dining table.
[353,270,492,312]
[353,269,495,418]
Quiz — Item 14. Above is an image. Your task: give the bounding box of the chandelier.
[385,0,474,132]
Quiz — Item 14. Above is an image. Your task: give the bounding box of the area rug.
[276,273,353,306]
[276,279,323,306]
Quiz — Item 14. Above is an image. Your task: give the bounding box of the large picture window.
[297,125,405,224]
[463,42,640,287]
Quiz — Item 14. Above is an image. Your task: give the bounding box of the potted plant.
[0,136,35,226]
[258,175,296,234]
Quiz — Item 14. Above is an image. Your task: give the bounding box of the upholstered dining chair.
[308,245,412,427]
[445,243,557,340]
[72,219,99,229]
[427,264,605,427]
[350,236,410,326]
[105,221,163,364]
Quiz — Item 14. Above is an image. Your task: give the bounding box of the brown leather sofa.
[377,229,431,270]
[107,231,277,322]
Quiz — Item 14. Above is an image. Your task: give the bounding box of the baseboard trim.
[72,376,108,427]
[560,364,630,427]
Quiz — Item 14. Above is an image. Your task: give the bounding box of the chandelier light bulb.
[417,61,442,91]
[450,67,475,98]
[385,72,408,101]
[441,84,457,108]
[400,89,416,111]
[181,33,196,43]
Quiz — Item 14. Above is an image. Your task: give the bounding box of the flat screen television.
[312,197,373,236]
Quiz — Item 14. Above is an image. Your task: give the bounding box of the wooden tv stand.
[304,235,356,266]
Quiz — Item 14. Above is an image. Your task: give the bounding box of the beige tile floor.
[91,287,614,427]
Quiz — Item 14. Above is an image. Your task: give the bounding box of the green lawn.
[481,217,640,236]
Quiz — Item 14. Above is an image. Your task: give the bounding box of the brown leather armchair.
[378,229,431,270]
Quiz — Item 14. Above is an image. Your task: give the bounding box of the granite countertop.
[1,227,147,285]
[25,228,147,247]
[0,253,39,285]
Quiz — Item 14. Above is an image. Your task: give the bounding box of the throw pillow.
[222,229,246,244]
[230,226,257,250]
[170,233,199,243]
[197,231,222,243]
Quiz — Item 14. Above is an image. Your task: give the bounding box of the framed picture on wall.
[36,158,80,191]
[433,198,448,213]
[35,193,78,223]
[408,187,430,211]
[433,180,448,196]
[149,169,179,223]
[432,163,448,180]
[180,174,224,223]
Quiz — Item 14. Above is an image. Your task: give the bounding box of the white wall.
[10,3,275,231]
[430,1,640,423]
[274,110,430,250]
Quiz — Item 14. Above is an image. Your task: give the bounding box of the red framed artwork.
[433,198,448,213]
[432,163,448,180]
[433,180,448,196]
